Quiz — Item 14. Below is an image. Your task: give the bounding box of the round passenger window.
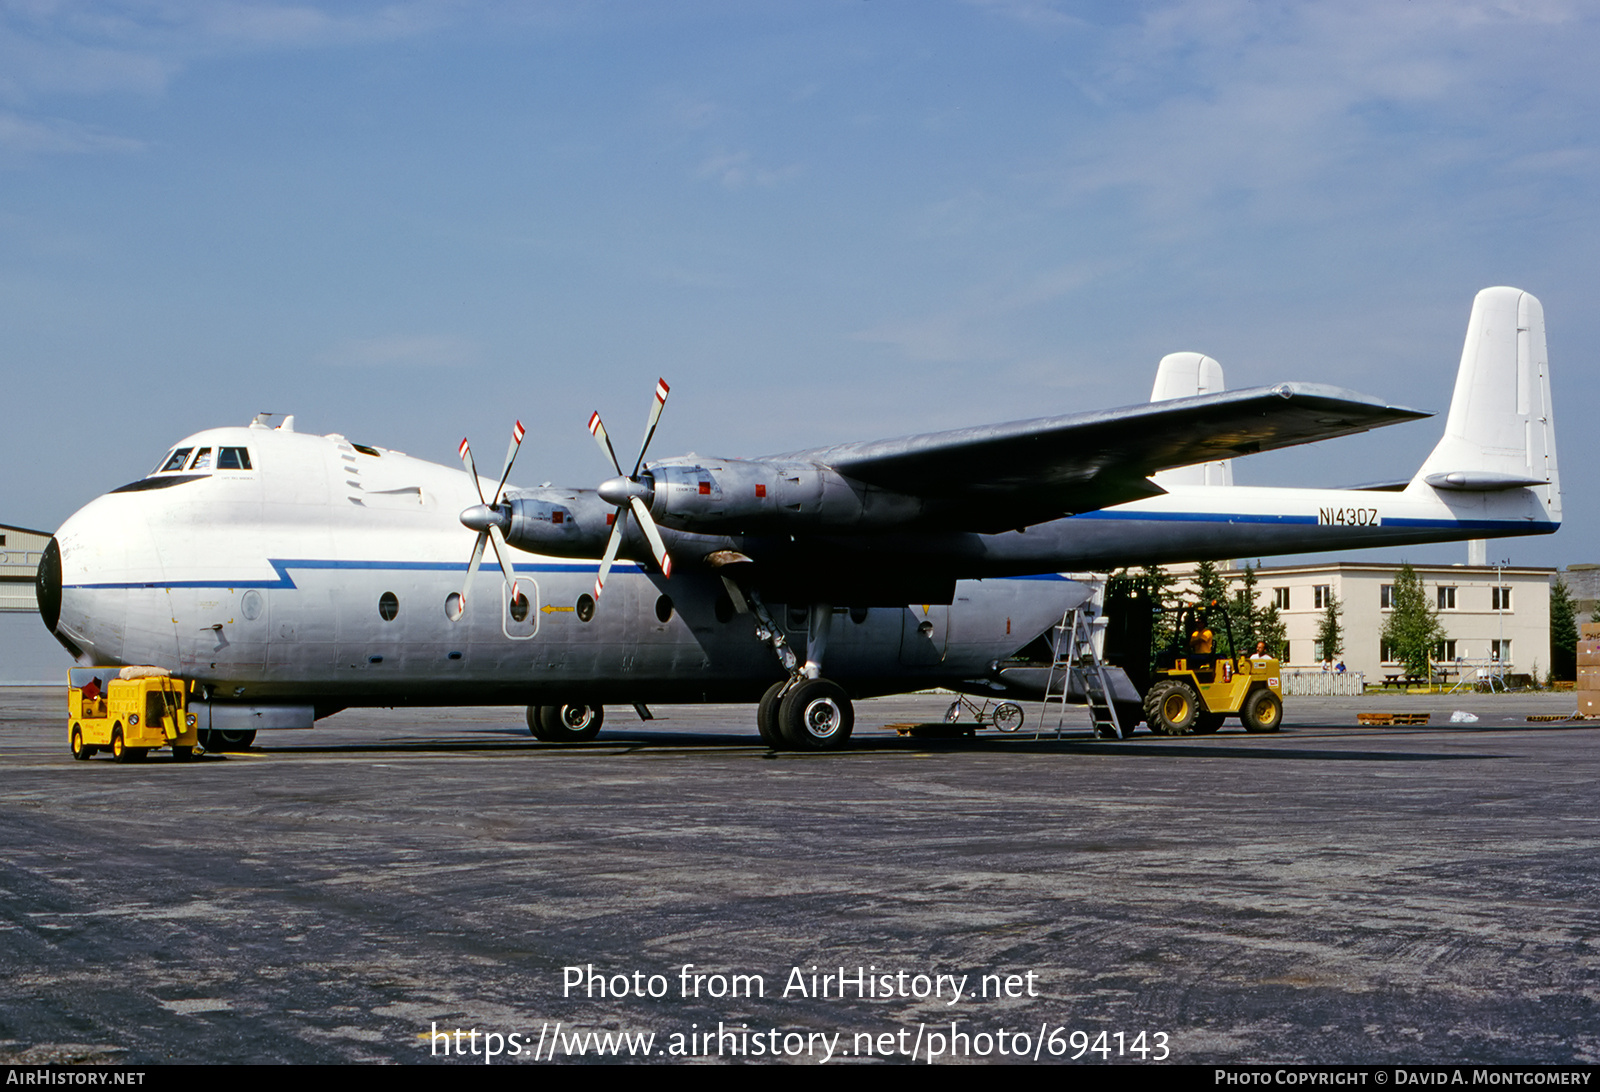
[509,592,530,622]
[444,592,464,621]
[655,595,674,624]
[242,590,264,621]
[849,606,868,625]
[379,592,399,621]
[576,594,595,623]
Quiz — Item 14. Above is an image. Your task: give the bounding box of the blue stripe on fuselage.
[67,557,1081,591]
[1070,510,1554,533]
[66,557,634,591]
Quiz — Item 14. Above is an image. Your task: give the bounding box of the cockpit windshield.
[150,445,252,475]
[156,448,193,473]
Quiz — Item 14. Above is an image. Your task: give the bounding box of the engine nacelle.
[503,489,615,556]
[647,458,922,532]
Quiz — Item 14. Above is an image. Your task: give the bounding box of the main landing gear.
[526,703,604,742]
[748,599,855,752]
[759,677,855,752]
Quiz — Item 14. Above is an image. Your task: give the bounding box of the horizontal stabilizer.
[1424,471,1548,492]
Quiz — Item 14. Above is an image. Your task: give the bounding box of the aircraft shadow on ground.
[211,728,1505,764]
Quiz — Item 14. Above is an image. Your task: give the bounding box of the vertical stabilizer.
[1151,352,1234,487]
[1412,287,1561,524]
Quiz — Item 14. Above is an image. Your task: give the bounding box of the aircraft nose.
[36,537,62,634]
[35,534,87,660]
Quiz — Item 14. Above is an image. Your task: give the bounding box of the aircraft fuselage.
[43,425,1083,711]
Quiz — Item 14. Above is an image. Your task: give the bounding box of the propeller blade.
[460,530,488,612]
[588,412,623,477]
[592,510,626,600]
[631,377,670,477]
[628,495,673,579]
[487,524,520,605]
[492,419,526,506]
[458,437,488,506]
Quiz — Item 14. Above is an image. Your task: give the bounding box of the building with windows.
[1,523,73,685]
[1219,562,1553,684]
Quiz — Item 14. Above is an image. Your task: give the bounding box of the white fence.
[1281,670,1365,697]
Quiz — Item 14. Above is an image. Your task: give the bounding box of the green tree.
[1190,559,1236,654]
[1316,592,1344,663]
[1231,565,1261,651]
[1257,602,1288,659]
[1381,563,1445,677]
[1550,577,1578,681]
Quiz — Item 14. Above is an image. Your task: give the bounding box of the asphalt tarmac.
[1,687,1596,1066]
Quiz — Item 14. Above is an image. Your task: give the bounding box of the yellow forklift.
[1143,601,1283,735]
[68,667,200,762]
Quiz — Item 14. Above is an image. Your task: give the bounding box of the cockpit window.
[158,448,193,473]
[190,447,213,471]
[217,447,252,470]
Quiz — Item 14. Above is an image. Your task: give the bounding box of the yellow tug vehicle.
[69,666,199,762]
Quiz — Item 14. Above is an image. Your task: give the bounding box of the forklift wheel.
[1241,689,1283,733]
[1144,680,1200,736]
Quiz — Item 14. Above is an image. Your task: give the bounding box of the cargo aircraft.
[36,287,1560,751]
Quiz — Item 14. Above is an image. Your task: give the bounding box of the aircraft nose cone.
[460,504,509,534]
[36,537,62,633]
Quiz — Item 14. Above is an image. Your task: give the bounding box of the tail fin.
[1411,287,1561,523]
[1150,352,1235,488]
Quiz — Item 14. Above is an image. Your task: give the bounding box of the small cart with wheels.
[68,666,199,762]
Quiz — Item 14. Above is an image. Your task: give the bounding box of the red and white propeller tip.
[455,419,528,614]
[590,378,674,599]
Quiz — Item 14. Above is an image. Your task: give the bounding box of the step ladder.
[1039,606,1125,739]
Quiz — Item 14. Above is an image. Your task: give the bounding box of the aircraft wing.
[786,383,1429,532]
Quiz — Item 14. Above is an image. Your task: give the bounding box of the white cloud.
[0,1,460,103]
[695,149,798,190]
[0,109,145,155]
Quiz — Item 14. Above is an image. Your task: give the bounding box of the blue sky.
[4,0,1595,570]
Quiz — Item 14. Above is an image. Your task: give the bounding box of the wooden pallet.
[1356,712,1432,726]
[891,723,977,738]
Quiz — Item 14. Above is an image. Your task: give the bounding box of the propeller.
[455,419,527,618]
[588,378,674,600]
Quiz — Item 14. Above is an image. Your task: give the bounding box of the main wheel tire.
[1144,680,1200,736]
[992,701,1025,733]
[1194,712,1226,735]
[526,705,553,741]
[71,725,92,760]
[778,678,854,751]
[1114,703,1143,737]
[757,682,788,749]
[1241,688,1283,733]
[538,703,604,742]
[199,729,256,752]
